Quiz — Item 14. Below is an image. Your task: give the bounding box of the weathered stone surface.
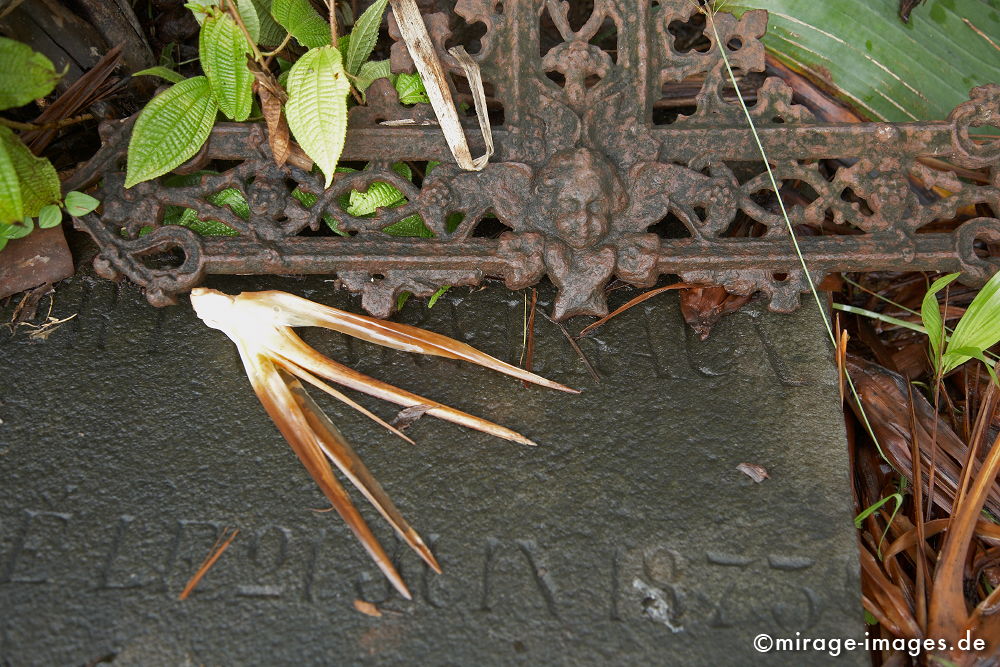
[0,275,864,665]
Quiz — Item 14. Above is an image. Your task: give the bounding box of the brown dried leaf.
[679,286,752,340]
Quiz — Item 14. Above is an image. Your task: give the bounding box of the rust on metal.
[71,1,1000,320]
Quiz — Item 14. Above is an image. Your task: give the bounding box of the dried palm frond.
[190,288,577,598]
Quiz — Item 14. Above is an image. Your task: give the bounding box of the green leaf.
[251,0,286,46]
[723,0,1000,123]
[0,37,60,111]
[920,272,960,369]
[200,12,254,121]
[207,187,251,219]
[383,213,433,237]
[0,126,60,218]
[942,270,1000,374]
[347,181,405,216]
[133,66,186,84]
[355,59,391,93]
[38,204,61,228]
[126,76,219,188]
[345,0,387,76]
[1,217,32,239]
[0,128,22,223]
[0,236,7,252]
[284,46,350,188]
[271,0,331,48]
[64,191,100,216]
[394,72,429,104]
[236,0,261,43]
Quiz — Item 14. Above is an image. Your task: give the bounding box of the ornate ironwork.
[72,1,1000,319]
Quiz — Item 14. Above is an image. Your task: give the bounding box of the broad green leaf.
[920,272,960,367]
[0,236,6,251]
[0,126,59,218]
[347,181,405,216]
[0,37,60,110]
[394,72,429,104]
[1,217,32,239]
[236,0,261,43]
[356,59,391,92]
[251,0,286,46]
[271,0,331,48]
[133,66,186,84]
[942,270,1000,374]
[383,213,433,237]
[189,0,260,41]
[284,46,350,188]
[345,0,388,76]
[38,204,61,228]
[723,1,1000,123]
[200,12,254,121]
[64,191,100,216]
[0,128,22,223]
[126,76,219,188]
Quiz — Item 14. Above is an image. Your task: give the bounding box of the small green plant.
[127,0,426,189]
[0,37,99,253]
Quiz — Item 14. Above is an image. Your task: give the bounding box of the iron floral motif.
[72,0,1000,318]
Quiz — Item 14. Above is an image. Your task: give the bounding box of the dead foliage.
[840,274,1000,665]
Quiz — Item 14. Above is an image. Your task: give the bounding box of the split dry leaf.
[679,285,752,341]
[847,355,1000,518]
[190,288,576,598]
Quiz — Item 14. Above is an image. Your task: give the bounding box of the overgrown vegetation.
[0,38,98,253]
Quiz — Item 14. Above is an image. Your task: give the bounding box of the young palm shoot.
[190,287,577,598]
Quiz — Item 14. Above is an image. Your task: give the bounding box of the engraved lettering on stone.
[480,538,559,618]
[97,514,145,589]
[0,510,71,584]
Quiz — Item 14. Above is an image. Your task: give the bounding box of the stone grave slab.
[0,275,864,665]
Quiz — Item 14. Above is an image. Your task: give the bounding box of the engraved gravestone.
[1,273,864,665]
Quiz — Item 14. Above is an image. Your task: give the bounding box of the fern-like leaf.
[345,0,387,76]
[125,77,219,188]
[0,37,60,111]
[271,0,330,48]
[200,12,254,121]
[284,46,350,188]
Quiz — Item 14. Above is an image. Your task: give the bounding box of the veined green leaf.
[271,0,331,49]
[383,212,433,237]
[942,271,1000,375]
[285,46,350,188]
[394,72,429,104]
[0,128,22,223]
[38,204,61,228]
[347,181,405,216]
[723,1,1000,123]
[236,0,261,43]
[133,66,186,84]
[0,37,60,111]
[64,191,100,216]
[345,0,388,76]
[126,76,219,188]
[251,0,286,45]
[0,126,59,218]
[355,59,391,93]
[920,272,960,369]
[201,12,254,121]
[1,217,32,239]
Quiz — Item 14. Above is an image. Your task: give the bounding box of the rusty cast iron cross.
[73,0,1000,319]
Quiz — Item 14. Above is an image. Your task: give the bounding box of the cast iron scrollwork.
[72,0,1000,319]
